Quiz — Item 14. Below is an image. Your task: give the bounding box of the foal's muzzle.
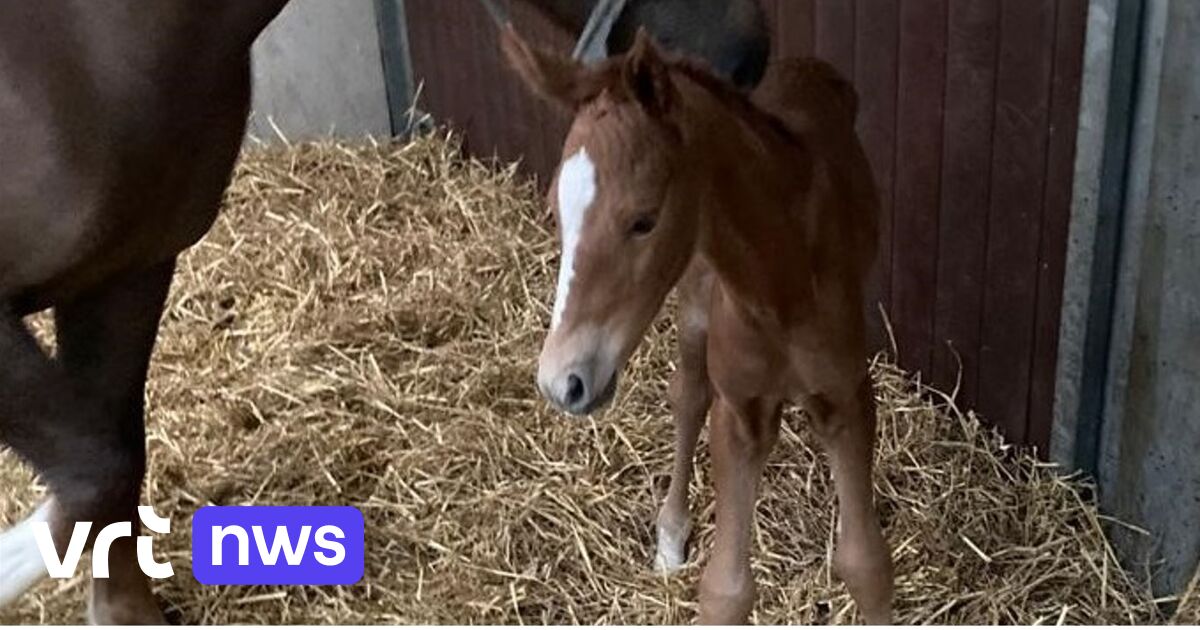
[538,360,617,416]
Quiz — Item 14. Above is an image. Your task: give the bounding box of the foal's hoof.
[698,577,756,625]
[653,520,691,574]
[654,546,687,573]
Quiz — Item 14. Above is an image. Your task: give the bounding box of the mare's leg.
[57,259,176,624]
[655,268,713,572]
[803,376,892,623]
[0,315,66,607]
[698,395,781,624]
[0,259,175,623]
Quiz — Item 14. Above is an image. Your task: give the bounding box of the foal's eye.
[629,215,657,237]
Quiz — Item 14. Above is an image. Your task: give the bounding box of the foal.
[503,28,893,623]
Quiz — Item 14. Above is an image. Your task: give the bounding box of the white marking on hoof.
[654,520,691,573]
[0,502,54,608]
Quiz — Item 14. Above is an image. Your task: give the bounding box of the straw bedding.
[0,134,1191,624]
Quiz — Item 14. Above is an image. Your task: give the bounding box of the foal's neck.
[677,74,812,323]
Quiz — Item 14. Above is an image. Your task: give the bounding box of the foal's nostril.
[564,373,586,407]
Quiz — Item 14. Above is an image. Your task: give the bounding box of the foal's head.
[503,27,700,416]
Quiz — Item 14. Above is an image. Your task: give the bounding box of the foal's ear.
[500,25,600,109]
[623,28,675,117]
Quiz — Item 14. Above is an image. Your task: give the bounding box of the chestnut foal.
[503,28,893,623]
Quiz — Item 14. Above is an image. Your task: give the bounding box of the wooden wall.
[405,1,574,177]
[403,0,1089,451]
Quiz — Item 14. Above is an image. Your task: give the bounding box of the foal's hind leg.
[0,260,175,623]
[655,265,713,572]
[803,376,893,623]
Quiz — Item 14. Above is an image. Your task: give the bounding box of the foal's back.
[752,59,880,287]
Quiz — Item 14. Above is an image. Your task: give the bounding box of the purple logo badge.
[191,506,364,585]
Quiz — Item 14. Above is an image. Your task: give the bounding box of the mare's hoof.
[0,502,55,608]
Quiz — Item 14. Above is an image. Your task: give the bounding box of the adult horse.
[0,0,768,623]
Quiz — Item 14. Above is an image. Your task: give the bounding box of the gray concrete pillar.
[1055,0,1200,598]
[248,0,393,142]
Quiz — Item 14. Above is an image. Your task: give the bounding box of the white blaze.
[552,147,597,329]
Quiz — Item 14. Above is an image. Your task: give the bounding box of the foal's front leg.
[655,333,710,571]
[655,276,712,572]
[699,395,781,624]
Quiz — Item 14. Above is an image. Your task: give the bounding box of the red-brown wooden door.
[403,0,1088,451]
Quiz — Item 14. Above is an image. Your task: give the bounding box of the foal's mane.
[665,58,800,140]
[616,51,860,150]
[503,25,856,150]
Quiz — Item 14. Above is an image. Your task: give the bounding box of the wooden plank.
[977,0,1057,443]
[762,0,780,59]
[492,0,542,175]
[489,0,527,164]
[407,0,455,137]
[403,0,439,114]
[775,0,815,60]
[853,0,899,351]
[1027,0,1088,453]
[461,1,497,154]
[512,2,573,180]
[931,0,1000,407]
[434,0,465,134]
[815,0,855,77]
[890,0,947,377]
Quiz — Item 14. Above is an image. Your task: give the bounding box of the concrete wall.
[1053,0,1121,467]
[248,0,393,142]
[1055,0,1200,598]
[1103,0,1200,596]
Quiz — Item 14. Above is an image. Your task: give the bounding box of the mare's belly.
[0,93,250,313]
